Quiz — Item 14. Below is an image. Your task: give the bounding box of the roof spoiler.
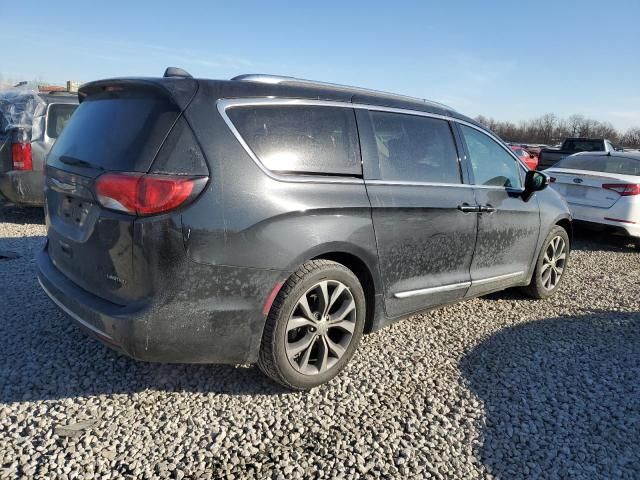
[78,77,197,111]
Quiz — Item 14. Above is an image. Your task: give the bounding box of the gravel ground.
[1,202,639,479]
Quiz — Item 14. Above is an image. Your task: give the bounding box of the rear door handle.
[480,204,496,213]
[458,203,480,213]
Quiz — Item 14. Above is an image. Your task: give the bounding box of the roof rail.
[230,74,455,111]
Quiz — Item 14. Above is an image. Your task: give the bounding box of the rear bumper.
[37,248,288,364]
[573,219,640,238]
[0,170,44,205]
[568,202,640,238]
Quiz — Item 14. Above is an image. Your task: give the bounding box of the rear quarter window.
[226,105,361,176]
[46,104,77,139]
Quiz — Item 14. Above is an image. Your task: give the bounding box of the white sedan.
[544,152,640,244]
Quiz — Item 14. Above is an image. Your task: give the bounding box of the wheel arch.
[284,242,382,335]
[555,216,573,244]
[311,251,378,334]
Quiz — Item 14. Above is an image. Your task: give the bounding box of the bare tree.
[621,128,640,148]
[475,113,632,147]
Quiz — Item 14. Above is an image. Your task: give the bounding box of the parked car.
[521,144,546,158]
[538,137,615,170]
[545,152,640,245]
[0,90,78,206]
[37,69,572,389]
[510,145,539,170]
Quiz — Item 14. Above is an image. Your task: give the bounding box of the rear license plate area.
[61,195,91,226]
[565,185,586,198]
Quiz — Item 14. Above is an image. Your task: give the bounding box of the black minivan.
[38,69,572,389]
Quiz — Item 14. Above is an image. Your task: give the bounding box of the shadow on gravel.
[0,201,45,225]
[572,225,638,253]
[461,311,640,478]
[0,327,290,403]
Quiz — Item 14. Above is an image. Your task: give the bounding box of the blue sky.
[2,0,640,130]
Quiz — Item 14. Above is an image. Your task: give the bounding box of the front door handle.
[480,204,496,213]
[458,203,480,213]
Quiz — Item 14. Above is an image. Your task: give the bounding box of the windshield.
[555,155,640,176]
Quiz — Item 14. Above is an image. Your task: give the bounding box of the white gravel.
[1,202,639,479]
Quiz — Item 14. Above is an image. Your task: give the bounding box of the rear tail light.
[95,173,208,216]
[602,183,640,196]
[11,143,33,171]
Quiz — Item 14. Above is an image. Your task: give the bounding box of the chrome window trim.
[367,180,471,188]
[367,179,524,192]
[393,271,525,298]
[216,98,528,185]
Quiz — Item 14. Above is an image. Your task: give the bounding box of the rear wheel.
[258,260,365,390]
[523,225,570,299]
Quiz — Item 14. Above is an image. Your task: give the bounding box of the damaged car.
[0,90,78,206]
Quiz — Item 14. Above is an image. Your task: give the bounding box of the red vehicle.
[510,145,539,170]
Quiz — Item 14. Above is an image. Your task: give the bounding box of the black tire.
[522,225,570,299]
[258,260,366,390]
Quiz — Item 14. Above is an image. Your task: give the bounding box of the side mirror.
[522,170,549,201]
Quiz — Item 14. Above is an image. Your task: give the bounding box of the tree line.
[474,113,640,148]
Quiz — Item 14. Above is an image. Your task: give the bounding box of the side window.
[460,125,522,188]
[226,105,360,176]
[47,104,77,139]
[369,111,461,183]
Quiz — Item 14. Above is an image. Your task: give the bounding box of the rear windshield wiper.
[59,156,103,170]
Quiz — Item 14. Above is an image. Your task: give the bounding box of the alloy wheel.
[541,235,567,290]
[285,280,357,375]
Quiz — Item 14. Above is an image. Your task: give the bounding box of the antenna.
[164,67,192,78]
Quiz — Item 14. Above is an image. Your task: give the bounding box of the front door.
[457,124,541,297]
[358,109,478,318]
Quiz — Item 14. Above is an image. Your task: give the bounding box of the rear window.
[555,155,640,176]
[227,105,361,176]
[48,92,180,173]
[564,139,604,152]
[46,104,77,138]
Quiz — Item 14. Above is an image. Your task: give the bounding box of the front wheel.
[522,225,570,299]
[258,260,366,390]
